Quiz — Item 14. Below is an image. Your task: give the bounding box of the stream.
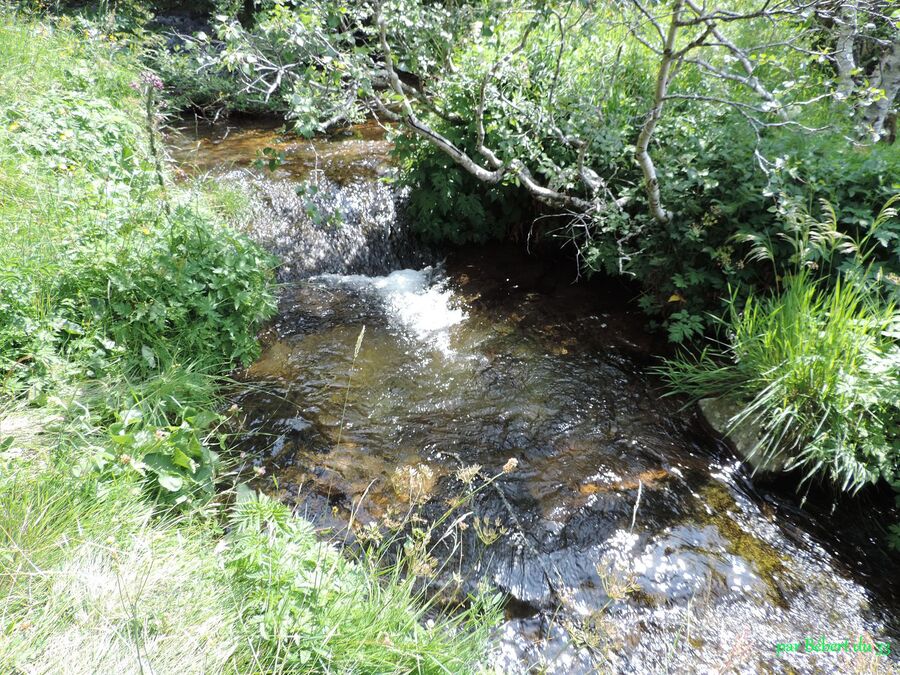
[169,117,900,674]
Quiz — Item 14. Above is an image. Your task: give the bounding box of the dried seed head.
[455,463,482,485]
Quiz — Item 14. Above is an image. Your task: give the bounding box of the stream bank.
[169,116,900,674]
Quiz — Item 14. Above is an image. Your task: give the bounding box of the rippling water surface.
[168,117,900,673]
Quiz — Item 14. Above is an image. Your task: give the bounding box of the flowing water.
[169,117,900,674]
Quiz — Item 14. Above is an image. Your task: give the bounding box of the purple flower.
[139,72,165,91]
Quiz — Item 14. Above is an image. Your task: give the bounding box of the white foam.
[314,267,465,352]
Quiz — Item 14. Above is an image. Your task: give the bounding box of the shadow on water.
[168,117,900,674]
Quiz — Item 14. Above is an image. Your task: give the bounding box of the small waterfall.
[168,116,431,280]
[225,170,432,281]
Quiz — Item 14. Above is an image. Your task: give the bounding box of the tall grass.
[0,454,242,674]
[662,270,900,491]
[225,491,501,673]
[661,195,900,494]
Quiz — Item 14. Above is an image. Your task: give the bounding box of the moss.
[692,482,792,607]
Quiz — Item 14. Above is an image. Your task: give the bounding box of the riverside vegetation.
[0,15,499,673]
[1,0,899,671]
[143,0,899,546]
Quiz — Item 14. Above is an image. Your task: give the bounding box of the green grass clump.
[0,450,242,674]
[661,269,900,493]
[226,491,501,673]
[661,197,900,495]
[0,13,278,503]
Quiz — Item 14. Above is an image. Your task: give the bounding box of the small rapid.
[314,269,465,353]
[169,117,428,281]
[167,117,900,674]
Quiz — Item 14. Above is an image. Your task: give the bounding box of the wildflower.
[473,516,508,545]
[253,465,266,477]
[131,72,164,92]
[447,494,468,509]
[154,428,169,440]
[356,521,383,545]
[382,511,403,531]
[391,463,436,505]
[502,457,519,474]
[140,71,164,90]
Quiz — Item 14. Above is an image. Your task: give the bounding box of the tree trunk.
[861,36,900,142]
[635,0,682,223]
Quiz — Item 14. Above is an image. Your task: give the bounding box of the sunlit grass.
[0,449,242,674]
[0,436,501,674]
[660,269,900,492]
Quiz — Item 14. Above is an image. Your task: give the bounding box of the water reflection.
[169,118,899,673]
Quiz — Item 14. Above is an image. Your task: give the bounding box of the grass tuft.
[660,268,900,493]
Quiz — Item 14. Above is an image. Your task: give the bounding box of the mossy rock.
[697,397,787,473]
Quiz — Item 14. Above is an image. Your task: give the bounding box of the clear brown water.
[169,117,900,674]
[170,115,392,184]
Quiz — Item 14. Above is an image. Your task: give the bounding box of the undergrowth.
[0,14,499,673]
[660,198,900,502]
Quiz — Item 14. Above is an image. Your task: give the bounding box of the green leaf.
[157,473,184,492]
[172,448,196,471]
[141,345,157,369]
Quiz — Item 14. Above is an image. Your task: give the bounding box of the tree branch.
[633,0,683,223]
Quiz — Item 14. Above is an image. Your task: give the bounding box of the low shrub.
[393,124,533,245]
[0,17,277,395]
